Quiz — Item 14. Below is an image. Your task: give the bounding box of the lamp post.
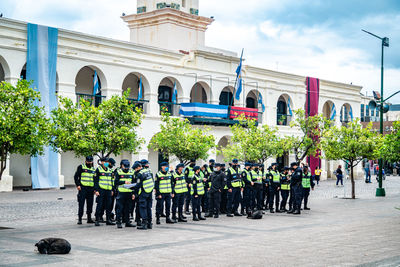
[362,29,389,197]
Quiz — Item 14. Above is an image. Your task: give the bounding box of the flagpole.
[230,48,244,107]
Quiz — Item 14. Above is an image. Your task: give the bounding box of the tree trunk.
[351,164,355,199]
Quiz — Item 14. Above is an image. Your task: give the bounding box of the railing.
[277,114,292,126]
[127,98,149,111]
[158,101,181,116]
[76,93,106,108]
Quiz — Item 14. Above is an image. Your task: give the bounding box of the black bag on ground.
[248,210,263,219]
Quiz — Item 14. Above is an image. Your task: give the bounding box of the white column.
[145,92,160,116]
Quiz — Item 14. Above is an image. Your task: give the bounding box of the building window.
[361,104,364,122]
[137,6,146,14]
[171,3,180,10]
[190,8,199,15]
[157,2,167,9]
[182,0,186,8]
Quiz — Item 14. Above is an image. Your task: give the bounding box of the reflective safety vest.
[302,173,311,188]
[186,166,195,179]
[281,174,291,190]
[139,168,154,194]
[251,170,263,184]
[173,172,188,194]
[117,169,135,193]
[270,170,281,183]
[80,164,95,187]
[229,167,242,188]
[157,171,172,194]
[97,165,113,190]
[191,174,205,195]
[242,169,252,183]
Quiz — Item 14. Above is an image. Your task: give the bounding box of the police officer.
[184,159,196,215]
[171,163,188,223]
[131,161,142,226]
[280,167,291,212]
[289,162,303,215]
[241,162,253,217]
[108,158,117,221]
[268,163,281,213]
[206,163,224,218]
[226,159,243,217]
[134,159,155,230]
[220,163,228,214]
[114,160,136,228]
[74,156,96,225]
[302,166,315,210]
[201,164,209,214]
[155,162,174,225]
[251,163,263,211]
[94,157,115,226]
[190,166,206,221]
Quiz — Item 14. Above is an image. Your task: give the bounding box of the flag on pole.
[234,49,244,100]
[172,82,178,104]
[330,103,336,121]
[349,106,354,121]
[93,71,99,96]
[258,93,265,112]
[138,77,143,101]
[287,98,293,116]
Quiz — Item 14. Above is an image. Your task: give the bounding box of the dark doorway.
[219,91,233,106]
[158,86,172,114]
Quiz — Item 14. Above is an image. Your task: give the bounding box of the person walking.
[336,165,343,186]
[314,166,321,185]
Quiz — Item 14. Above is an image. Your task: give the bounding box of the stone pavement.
[0,176,400,266]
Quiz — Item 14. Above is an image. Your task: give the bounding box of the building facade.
[0,1,363,191]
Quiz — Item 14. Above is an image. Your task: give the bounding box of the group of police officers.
[74,156,315,229]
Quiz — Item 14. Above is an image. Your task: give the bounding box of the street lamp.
[362,29,389,197]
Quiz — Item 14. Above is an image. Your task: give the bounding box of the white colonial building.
[0,0,363,191]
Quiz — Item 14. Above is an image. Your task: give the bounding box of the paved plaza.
[0,176,400,266]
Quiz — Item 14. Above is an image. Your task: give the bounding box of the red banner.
[229,106,258,120]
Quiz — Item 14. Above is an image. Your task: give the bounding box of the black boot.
[117,221,123,229]
[181,214,187,219]
[226,212,234,217]
[126,222,136,227]
[270,209,275,213]
[193,214,199,221]
[205,212,213,218]
[77,217,82,225]
[137,220,147,230]
[178,214,187,222]
[293,209,301,215]
[147,222,153,229]
[99,217,105,223]
[304,206,310,210]
[95,217,100,226]
[156,216,161,225]
[172,214,178,223]
[214,213,219,218]
[87,214,94,224]
[198,213,206,220]
[161,213,166,218]
[287,209,294,214]
[275,207,282,213]
[106,220,116,225]
[234,211,243,217]
[166,217,175,224]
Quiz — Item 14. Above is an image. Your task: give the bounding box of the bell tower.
[122,0,214,52]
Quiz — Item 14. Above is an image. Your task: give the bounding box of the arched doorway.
[277,94,293,126]
[20,63,27,80]
[158,77,181,115]
[0,61,5,82]
[122,73,149,113]
[216,136,231,163]
[75,66,106,107]
[246,91,258,109]
[322,101,336,121]
[340,103,352,125]
[219,86,234,106]
[190,81,209,104]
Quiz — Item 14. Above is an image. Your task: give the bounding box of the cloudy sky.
[1,0,399,102]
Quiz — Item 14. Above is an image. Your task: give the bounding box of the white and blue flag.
[172,82,178,104]
[287,98,293,116]
[138,77,143,101]
[258,93,265,112]
[234,49,244,101]
[330,103,336,121]
[27,23,59,189]
[93,70,99,96]
[349,106,354,121]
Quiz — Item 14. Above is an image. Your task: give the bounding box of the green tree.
[50,90,144,159]
[322,120,382,199]
[380,121,400,162]
[149,112,215,165]
[221,117,287,164]
[289,109,330,162]
[0,80,50,180]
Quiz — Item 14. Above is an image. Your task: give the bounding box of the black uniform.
[208,170,224,216]
[280,172,291,211]
[114,169,136,226]
[291,167,303,214]
[241,168,253,215]
[155,170,173,222]
[268,169,281,212]
[74,164,95,221]
[226,166,242,215]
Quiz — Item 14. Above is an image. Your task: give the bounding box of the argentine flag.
[330,103,336,121]
[258,93,265,112]
[93,71,100,96]
[138,77,143,101]
[287,98,293,116]
[349,106,354,121]
[172,82,178,104]
[234,49,244,100]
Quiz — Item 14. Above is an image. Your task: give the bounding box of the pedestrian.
[114,160,136,228]
[267,163,281,213]
[171,163,188,223]
[155,162,175,225]
[190,166,206,221]
[206,163,224,218]
[364,163,371,183]
[134,159,154,230]
[289,162,303,215]
[336,165,343,186]
[226,159,243,217]
[314,166,321,185]
[74,156,96,225]
[184,159,196,215]
[279,167,290,212]
[302,166,315,210]
[94,157,115,226]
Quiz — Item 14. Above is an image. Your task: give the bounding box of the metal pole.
[377,39,386,197]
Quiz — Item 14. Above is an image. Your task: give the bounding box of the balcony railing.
[128,98,149,111]
[277,114,292,126]
[76,93,105,108]
[159,101,181,116]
